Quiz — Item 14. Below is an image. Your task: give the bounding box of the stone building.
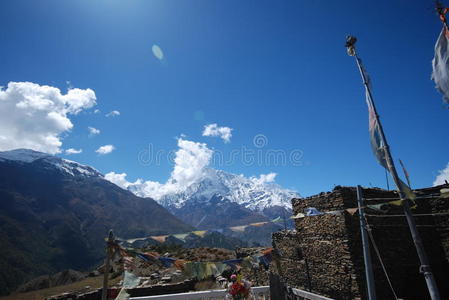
[272,184,449,300]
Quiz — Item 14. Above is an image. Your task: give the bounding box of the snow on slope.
[128,168,298,211]
[106,138,299,212]
[0,149,101,177]
[0,148,50,163]
[0,149,298,212]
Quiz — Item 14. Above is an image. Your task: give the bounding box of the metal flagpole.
[357,185,377,300]
[346,36,441,300]
[384,168,390,190]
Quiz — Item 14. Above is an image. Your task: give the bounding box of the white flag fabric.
[115,271,140,300]
[432,27,449,104]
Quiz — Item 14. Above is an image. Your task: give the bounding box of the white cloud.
[65,148,82,155]
[106,110,120,117]
[94,109,100,114]
[433,162,449,186]
[105,138,282,204]
[88,126,100,136]
[171,138,213,187]
[104,172,135,189]
[251,172,277,185]
[202,123,233,143]
[96,144,115,155]
[105,138,213,199]
[0,81,96,154]
[152,45,164,60]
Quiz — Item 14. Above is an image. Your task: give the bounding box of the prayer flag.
[388,199,404,206]
[229,225,247,232]
[440,188,449,198]
[192,230,207,237]
[172,233,189,242]
[346,208,359,215]
[432,26,449,104]
[151,235,168,243]
[304,207,323,216]
[271,216,282,223]
[367,203,386,211]
[366,85,388,169]
[250,222,268,227]
[291,213,305,219]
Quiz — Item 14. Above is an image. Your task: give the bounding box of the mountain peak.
[0,148,101,177]
[0,149,193,294]
[0,149,300,213]
[0,148,52,163]
[127,167,298,212]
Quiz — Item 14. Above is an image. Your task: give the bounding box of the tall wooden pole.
[102,230,114,300]
[346,36,441,300]
[357,186,377,300]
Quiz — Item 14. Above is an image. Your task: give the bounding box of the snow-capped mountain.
[129,168,299,212]
[0,148,101,177]
[1,149,299,213]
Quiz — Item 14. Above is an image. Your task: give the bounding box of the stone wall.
[272,216,360,299]
[273,184,449,300]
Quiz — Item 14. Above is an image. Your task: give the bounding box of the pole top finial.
[436,0,444,12]
[345,35,357,56]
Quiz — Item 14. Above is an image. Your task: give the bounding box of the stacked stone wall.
[273,214,360,300]
[273,184,449,300]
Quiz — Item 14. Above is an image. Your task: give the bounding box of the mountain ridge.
[0,149,193,295]
[125,168,299,212]
[105,152,299,244]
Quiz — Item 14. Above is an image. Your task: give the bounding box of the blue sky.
[0,0,448,196]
